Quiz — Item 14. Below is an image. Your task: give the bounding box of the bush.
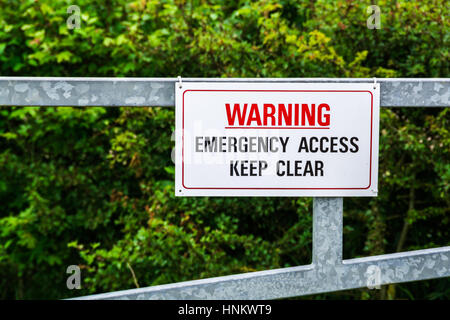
[0,0,448,299]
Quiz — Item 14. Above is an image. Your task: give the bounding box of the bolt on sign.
[175,82,380,197]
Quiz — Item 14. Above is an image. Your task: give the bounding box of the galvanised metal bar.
[74,198,450,300]
[1,77,448,299]
[313,197,343,266]
[0,77,449,107]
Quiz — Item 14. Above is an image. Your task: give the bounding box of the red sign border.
[182,89,373,190]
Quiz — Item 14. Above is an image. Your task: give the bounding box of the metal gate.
[1,77,449,299]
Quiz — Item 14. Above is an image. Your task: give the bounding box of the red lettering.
[263,104,276,126]
[225,103,247,126]
[246,103,262,126]
[301,103,315,126]
[278,104,292,126]
[225,102,330,127]
[318,103,330,126]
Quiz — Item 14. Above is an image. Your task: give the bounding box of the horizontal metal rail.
[1,77,449,107]
[1,77,448,299]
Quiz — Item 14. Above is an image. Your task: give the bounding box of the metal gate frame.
[1,77,449,299]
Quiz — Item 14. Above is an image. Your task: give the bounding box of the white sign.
[175,82,380,197]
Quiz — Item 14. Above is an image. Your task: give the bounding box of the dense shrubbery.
[0,0,448,299]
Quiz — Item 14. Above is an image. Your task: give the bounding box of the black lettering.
[295,160,303,176]
[315,161,324,176]
[205,137,217,152]
[239,137,248,152]
[330,137,338,153]
[276,161,284,176]
[249,137,257,152]
[304,161,314,176]
[228,137,237,152]
[339,137,348,153]
[219,136,226,152]
[195,137,203,152]
[269,137,279,152]
[298,137,309,153]
[310,137,319,152]
[230,161,239,176]
[280,137,289,152]
[241,160,249,176]
[258,137,268,152]
[320,137,329,152]
[249,160,258,176]
[259,160,268,175]
[350,137,359,153]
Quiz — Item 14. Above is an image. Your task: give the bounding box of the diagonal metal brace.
[75,198,450,300]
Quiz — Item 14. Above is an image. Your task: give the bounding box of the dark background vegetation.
[0,0,448,299]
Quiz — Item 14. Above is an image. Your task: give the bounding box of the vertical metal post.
[313,197,343,266]
[312,197,343,292]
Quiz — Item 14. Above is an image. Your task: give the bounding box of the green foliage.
[0,0,448,299]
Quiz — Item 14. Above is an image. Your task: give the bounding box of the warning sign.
[175,82,380,197]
